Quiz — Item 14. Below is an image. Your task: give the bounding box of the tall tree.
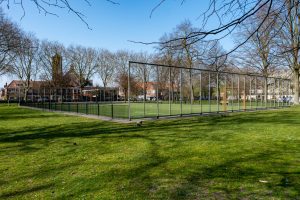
[96,49,116,101]
[38,40,66,83]
[0,9,21,76]
[234,4,280,102]
[11,34,39,101]
[277,0,300,104]
[67,45,97,89]
[160,20,204,103]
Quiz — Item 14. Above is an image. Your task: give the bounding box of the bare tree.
[38,40,67,83]
[113,50,138,101]
[159,20,204,103]
[11,34,39,101]
[205,41,228,72]
[233,5,282,102]
[276,0,300,104]
[149,0,300,103]
[67,45,97,90]
[96,49,116,101]
[0,9,21,76]
[115,50,134,75]
[131,52,153,101]
[116,72,139,102]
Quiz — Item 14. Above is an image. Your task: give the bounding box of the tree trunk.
[293,68,299,104]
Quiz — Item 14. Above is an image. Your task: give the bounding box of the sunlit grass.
[0,105,299,199]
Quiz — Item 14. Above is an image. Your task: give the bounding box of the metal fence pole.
[128,62,131,121]
[143,66,146,118]
[86,102,88,114]
[231,74,234,112]
[244,76,246,110]
[283,80,286,106]
[273,78,276,107]
[250,77,252,109]
[277,79,279,107]
[180,68,183,116]
[260,78,263,108]
[18,86,20,105]
[111,92,114,119]
[190,69,193,114]
[224,74,227,112]
[279,79,282,107]
[217,73,219,112]
[49,89,51,110]
[169,67,171,116]
[238,75,240,110]
[43,87,46,109]
[289,80,291,106]
[265,77,267,108]
[209,72,211,112]
[255,77,258,109]
[200,72,202,114]
[156,65,159,118]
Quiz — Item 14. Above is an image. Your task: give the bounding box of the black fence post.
[86,103,88,114]
[111,103,114,119]
[97,103,100,116]
[76,103,79,113]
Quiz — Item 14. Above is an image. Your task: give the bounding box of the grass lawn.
[0,104,300,199]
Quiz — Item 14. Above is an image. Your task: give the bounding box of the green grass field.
[1,104,299,199]
[26,100,290,119]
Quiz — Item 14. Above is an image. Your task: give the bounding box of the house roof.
[5,80,49,89]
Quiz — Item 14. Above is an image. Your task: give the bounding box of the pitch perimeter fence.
[127,61,292,120]
[22,61,292,120]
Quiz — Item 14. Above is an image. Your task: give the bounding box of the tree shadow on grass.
[49,136,300,199]
[167,151,300,199]
[1,107,300,154]
[1,107,300,198]
[0,183,55,198]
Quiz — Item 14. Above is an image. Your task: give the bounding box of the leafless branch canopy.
[0,0,119,29]
[133,0,293,59]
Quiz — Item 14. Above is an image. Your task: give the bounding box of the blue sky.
[0,0,234,86]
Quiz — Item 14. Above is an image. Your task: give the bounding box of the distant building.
[0,87,5,100]
[1,54,117,102]
[119,82,179,101]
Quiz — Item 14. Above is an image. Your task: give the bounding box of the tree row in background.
[0,3,298,103]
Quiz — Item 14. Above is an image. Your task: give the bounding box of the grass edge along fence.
[21,61,292,120]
